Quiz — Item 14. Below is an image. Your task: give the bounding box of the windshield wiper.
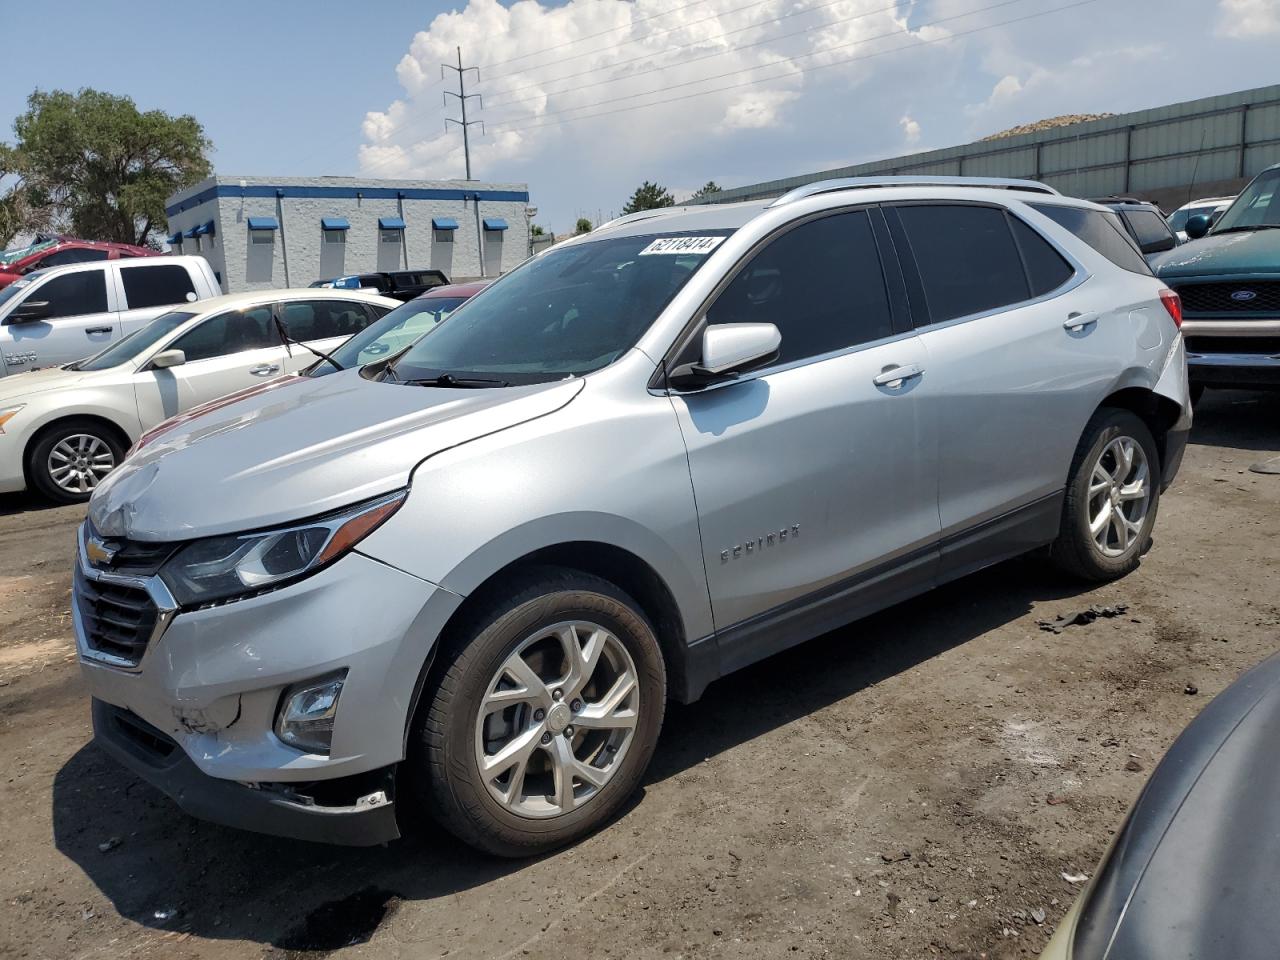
[272,311,344,372]
[406,373,509,388]
[1213,224,1280,234]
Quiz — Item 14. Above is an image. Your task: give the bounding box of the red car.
[0,236,158,289]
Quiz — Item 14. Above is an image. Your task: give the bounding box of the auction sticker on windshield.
[638,236,726,256]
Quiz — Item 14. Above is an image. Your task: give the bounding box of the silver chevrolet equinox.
[75,178,1191,856]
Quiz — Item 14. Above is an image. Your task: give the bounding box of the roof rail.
[768,175,1059,207]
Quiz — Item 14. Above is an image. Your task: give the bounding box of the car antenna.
[271,309,344,372]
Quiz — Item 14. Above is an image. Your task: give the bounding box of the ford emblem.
[1231,290,1257,302]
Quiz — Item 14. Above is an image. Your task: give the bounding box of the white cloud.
[899,113,921,144]
[1216,0,1280,37]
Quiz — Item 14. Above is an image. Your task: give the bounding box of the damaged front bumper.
[92,698,400,845]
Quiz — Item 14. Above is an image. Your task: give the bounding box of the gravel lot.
[1,390,1277,960]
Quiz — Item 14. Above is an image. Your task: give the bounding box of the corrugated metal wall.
[700,84,1280,205]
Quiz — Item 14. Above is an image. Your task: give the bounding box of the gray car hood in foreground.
[1070,652,1280,960]
[88,369,584,541]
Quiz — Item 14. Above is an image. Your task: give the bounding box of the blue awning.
[379,217,406,230]
[167,232,183,245]
[247,216,279,231]
[432,217,459,231]
[183,226,200,239]
[193,220,215,237]
[483,218,509,231]
[321,217,350,231]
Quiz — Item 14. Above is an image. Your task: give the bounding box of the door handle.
[1063,312,1099,332]
[85,326,113,334]
[249,363,280,376]
[873,362,925,388]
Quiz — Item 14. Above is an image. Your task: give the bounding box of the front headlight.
[160,490,405,605]
[0,404,24,434]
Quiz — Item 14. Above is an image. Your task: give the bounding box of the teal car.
[1151,163,1280,397]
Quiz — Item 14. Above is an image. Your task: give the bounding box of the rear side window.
[121,264,197,310]
[1123,210,1174,249]
[31,270,108,319]
[278,299,375,341]
[1008,216,1074,297]
[1030,204,1152,275]
[893,205,1030,324]
[706,209,893,365]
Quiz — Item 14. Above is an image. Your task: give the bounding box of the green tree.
[531,224,546,236]
[689,180,721,201]
[575,217,592,234]
[621,180,675,215]
[5,88,211,246]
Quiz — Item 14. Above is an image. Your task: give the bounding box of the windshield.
[73,311,196,371]
[1213,169,1280,232]
[0,275,40,310]
[389,231,730,384]
[309,296,469,377]
[1168,205,1218,233]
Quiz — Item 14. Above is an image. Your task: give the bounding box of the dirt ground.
[1,390,1277,960]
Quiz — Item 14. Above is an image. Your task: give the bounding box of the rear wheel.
[27,419,126,504]
[1050,408,1161,581]
[410,567,666,856]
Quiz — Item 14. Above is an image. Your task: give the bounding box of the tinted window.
[120,264,197,310]
[32,269,108,319]
[76,312,196,371]
[278,299,375,341]
[706,211,892,365]
[895,205,1030,323]
[391,232,725,384]
[170,306,277,362]
[1213,168,1280,231]
[1030,204,1152,275]
[37,248,109,269]
[1123,210,1174,249]
[1008,216,1074,297]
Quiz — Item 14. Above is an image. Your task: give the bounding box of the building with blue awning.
[164,175,532,292]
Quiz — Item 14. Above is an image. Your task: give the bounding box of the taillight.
[1159,288,1183,328]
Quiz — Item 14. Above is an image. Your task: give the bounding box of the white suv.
[0,255,221,376]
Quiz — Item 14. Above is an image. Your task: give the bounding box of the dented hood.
[88,368,584,541]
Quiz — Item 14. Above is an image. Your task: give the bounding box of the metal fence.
[698,84,1280,206]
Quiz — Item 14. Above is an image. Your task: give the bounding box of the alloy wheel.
[47,434,116,494]
[474,620,640,819]
[1087,436,1150,557]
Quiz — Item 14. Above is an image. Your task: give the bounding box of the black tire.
[409,566,667,857]
[1050,408,1161,582]
[26,418,127,504]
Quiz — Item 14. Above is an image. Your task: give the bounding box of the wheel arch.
[1096,386,1183,474]
[22,412,135,485]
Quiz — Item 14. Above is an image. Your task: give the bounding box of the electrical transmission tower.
[442,47,483,180]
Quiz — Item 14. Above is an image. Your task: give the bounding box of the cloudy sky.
[3,0,1278,232]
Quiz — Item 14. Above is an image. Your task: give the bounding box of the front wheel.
[410,567,667,856]
[27,419,126,504]
[1050,408,1161,581]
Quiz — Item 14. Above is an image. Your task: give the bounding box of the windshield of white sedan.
[71,311,196,371]
[387,231,732,385]
[312,296,468,377]
[1213,169,1280,233]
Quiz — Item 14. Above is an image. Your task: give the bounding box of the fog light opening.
[276,671,347,754]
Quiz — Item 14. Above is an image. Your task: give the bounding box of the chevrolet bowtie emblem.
[86,536,119,567]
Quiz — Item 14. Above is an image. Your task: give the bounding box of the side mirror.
[668,322,781,390]
[7,300,51,323]
[1139,236,1177,255]
[151,349,186,369]
[1184,214,1211,240]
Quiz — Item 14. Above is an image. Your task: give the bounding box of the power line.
[483,0,903,112]
[484,0,794,83]
[491,0,1097,136]
[488,0,1035,130]
[480,0,719,72]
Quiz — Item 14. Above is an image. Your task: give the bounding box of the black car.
[1089,197,1179,262]
[310,269,450,302]
[1041,652,1280,960]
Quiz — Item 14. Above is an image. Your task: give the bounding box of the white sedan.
[0,289,399,502]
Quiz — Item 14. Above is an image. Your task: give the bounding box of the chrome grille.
[75,567,160,667]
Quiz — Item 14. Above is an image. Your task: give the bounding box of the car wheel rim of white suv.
[48,434,115,494]
[474,619,640,819]
[1088,436,1150,558]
